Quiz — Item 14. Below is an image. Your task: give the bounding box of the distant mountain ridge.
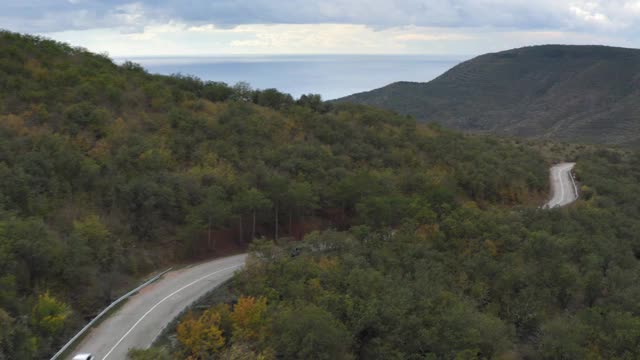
[336,45,640,146]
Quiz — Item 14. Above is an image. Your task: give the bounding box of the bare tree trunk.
[106,270,113,304]
[252,210,256,240]
[275,202,279,241]
[289,211,293,236]
[207,216,212,250]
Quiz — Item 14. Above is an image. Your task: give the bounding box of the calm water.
[122,55,463,100]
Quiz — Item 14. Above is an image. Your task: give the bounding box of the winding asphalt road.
[65,163,576,359]
[68,254,247,360]
[545,162,578,208]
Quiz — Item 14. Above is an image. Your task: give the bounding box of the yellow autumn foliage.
[176,309,226,359]
[230,296,268,343]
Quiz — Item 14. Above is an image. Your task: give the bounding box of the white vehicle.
[72,354,94,360]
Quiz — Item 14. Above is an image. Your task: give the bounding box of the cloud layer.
[2,1,639,56]
[3,1,640,33]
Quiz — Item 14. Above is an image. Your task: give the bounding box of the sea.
[121,55,464,100]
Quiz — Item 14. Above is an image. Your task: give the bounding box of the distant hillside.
[337,45,640,146]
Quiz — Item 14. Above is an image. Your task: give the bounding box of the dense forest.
[140,150,640,360]
[0,31,548,359]
[7,30,640,360]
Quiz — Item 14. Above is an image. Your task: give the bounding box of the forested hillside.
[144,150,640,359]
[0,31,548,359]
[337,45,640,146]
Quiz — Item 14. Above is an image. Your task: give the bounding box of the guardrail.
[50,268,173,360]
[569,169,579,199]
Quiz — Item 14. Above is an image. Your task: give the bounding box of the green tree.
[72,215,121,302]
[232,81,254,102]
[264,174,288,241]
[233,188,272,241]
[31,292,70,336]
[127,347,171,360]
[271,304,353,360]
[0,308,36,360]
[188,186,231,251]
[355,193,411,228]
[255,88,294,110]
[296,94,324,112]
[202,81,233,102]
[285,181,317,235]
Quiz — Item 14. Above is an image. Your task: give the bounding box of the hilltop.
[337,45,640,146]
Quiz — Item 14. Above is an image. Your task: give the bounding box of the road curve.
[68,254,247,360]
[545,162,578,208]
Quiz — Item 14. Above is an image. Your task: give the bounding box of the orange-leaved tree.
[176,309,226,359]
[230,296,268,343]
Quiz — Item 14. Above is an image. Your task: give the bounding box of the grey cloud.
[1,0,155,32]
[156,0,561,28]
[1,0,638,34]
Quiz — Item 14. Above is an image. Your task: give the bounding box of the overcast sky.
[2,1,640,56]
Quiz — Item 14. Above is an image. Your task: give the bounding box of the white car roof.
[72,354,93,360]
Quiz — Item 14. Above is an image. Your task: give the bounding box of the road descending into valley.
[68,254,247,360]
[64,163,575,359]
[545,162,578,208]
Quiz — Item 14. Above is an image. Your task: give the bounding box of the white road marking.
[101,264,242,360]
[557,165,565,206]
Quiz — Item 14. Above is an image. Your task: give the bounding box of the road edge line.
[101,264,243,360]
[569,164,579,199]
